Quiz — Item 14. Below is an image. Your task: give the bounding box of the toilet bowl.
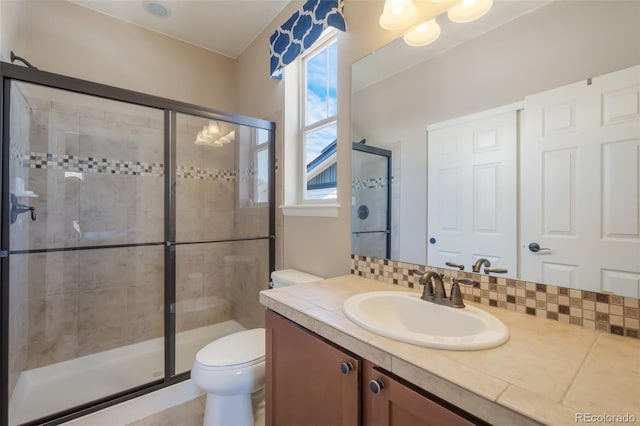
[191,329,266,426]
[192,269,322,426]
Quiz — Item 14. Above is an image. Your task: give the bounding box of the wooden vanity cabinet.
[266,310,360,426]
[362,360,480,426]
[266,310,487,426]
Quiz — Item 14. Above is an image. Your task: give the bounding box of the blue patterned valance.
[269,0,346,79]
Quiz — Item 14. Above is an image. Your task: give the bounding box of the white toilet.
[191,269,322,426]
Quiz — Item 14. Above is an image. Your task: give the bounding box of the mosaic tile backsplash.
[351,255,640,340]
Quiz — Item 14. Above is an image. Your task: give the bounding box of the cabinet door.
[266,310,360,426]
[363,361,477,426]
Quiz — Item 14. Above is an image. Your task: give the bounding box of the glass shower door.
[173,113,271,374]
[351,144,391,259]
[7,81,165,425]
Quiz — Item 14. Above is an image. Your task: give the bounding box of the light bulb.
[403,19,441,47]
[379,0,418,31]
[206,121,220,135]
[391,4,405,16]
[448,0,493,23]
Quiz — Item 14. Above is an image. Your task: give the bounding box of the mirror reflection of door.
[521,65,640,297]
[352,143,392,259]
[427,107,518,274]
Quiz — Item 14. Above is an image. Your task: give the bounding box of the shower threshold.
[8,320,245,425]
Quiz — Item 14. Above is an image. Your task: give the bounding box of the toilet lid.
[196,328,265,367]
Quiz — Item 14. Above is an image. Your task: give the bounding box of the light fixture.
[202,121,220,137]
[143,1,170,18]
[194,123,235,148]
[403,19,441,47]
[379,0,418,31]
[448,0,493,24]
[379,0,493,47]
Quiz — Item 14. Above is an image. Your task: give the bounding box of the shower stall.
[0,62,274,425]
[351,143,391,259]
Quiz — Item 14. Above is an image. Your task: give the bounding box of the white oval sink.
[343,291,509,350]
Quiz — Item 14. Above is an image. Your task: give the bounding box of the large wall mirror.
[351,0,640,297]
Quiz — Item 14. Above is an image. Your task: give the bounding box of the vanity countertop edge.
[259,275,640,426]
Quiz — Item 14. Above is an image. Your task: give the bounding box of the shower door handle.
[10,193,37,224]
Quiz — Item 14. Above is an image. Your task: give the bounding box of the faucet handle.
[411,269,423,277]
[445,261,465,271]
[452,278,479,287]
[484,268,508,274]
[449,278,479,308]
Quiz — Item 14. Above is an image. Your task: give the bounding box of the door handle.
[528,242,550,253]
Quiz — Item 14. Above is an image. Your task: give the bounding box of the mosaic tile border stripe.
[28,151,163,177]
[352,177,391,190]
[350,254,640,340]
[21,150,255,181]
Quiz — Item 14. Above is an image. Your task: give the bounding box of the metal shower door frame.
[0,62,276,426]
[351,143,392,259]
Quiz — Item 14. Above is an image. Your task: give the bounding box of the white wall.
[352,1,640,264]
[0,0,236,110]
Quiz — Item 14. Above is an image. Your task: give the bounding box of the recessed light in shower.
[142,1,170,18]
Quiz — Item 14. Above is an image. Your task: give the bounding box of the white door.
[521,65,640,297]
[427,107,518,274]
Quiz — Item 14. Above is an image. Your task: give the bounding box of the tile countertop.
[259,275,640,426]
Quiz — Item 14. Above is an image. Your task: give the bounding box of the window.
[253,128,269,204]
[301,36,338,201]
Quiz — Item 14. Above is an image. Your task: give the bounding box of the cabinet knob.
[369,379,384,394]
[339,362,353,375]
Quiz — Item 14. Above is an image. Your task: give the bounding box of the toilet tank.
[270,269,323,288]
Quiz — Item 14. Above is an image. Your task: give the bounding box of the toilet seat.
[196,328,265,368]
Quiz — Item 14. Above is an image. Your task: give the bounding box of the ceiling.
[71,0,291,59]
[352,0,551,92]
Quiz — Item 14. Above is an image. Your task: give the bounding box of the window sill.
[280,204,341,217]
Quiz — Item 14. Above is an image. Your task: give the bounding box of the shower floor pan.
[9,320,245,425]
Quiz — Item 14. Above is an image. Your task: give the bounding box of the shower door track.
[0,62,276,426]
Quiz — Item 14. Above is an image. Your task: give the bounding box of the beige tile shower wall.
[8,86,31,397]
[175,121,236,243]
[226,240,270,329]
[351,255,640,340]
[23,246,164,369]
[17,98,169,369]
[175,243,232,333]
[14,97,165,252]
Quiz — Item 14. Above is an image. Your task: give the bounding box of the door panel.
[266,311,359,426]
[428,109,518,274]
[521,65,640,297]
[362,361,477,426]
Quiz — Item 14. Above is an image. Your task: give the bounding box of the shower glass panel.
[351,144,391,259]
[173,114,271,374]
[7,82,165,425]
[174,239,269,374]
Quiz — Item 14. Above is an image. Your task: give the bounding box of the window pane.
[328,42,338,117]
[256,128,269,146]
[255,148,268,203]
[305,41,337,125]
[305,123,337,200]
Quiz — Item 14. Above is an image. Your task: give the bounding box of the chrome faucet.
[413,270,477,308]
[472,258,491,273]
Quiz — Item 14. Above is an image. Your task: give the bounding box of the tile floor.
[127,396,205,426]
